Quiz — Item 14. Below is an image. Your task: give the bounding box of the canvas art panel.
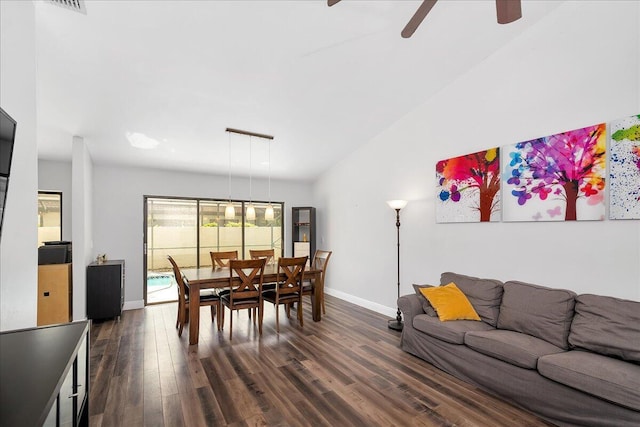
[436,148,500,223]
[609,114,640,220]
[502,124,606,222]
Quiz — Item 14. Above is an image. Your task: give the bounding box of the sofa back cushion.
[498,281,576,349]
[440,272,503,326]
[568,294,640,363]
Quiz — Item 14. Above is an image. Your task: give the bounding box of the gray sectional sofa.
[397,272,640,427]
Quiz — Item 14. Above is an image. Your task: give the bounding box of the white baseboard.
[123,300,144,311]
[324,287,397,318]
[123,292,396,317]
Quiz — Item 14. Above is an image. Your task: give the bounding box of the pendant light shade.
[225,203,235,219]
[264,204,274,221]
[246,204,256,220]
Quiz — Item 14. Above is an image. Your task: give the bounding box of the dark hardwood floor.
[89,295,555,427]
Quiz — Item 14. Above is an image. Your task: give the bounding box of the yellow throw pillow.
[419,282,481,322]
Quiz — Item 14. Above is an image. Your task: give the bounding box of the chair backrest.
[210,250,238,269]
[313,250,332,283]
[276,256,307,296]
[249,248,275,265]
[167,255,187,298]
[228,258,266,302]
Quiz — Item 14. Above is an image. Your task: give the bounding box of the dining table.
[181,263,324,345]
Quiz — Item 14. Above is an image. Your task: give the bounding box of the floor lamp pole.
[387,200,406,331]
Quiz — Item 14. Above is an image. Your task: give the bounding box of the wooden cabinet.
[87,260,124,320]
[0,321,89,427]
[292,207,316,263]
[38,263,72,326]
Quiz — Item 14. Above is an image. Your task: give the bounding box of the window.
[38,191,62,246]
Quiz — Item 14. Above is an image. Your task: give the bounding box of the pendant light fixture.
[225,127,274,222]
[224,130,235,220]
[265,138,274,221]
[246,135,256,221]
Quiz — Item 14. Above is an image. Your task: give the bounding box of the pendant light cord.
[227,131,232,202]
[268,140,271,203]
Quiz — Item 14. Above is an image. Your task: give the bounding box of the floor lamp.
[387,199,407,331]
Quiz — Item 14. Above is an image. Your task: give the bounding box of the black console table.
[87,259,125,320]
[0,321,89,426]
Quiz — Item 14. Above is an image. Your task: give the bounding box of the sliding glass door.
[144,196,283,304]
[146,198,197,304]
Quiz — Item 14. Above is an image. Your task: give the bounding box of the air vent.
[45,0,87,14]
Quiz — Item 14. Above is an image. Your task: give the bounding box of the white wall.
[92,164,313,308]
[0,1,38,331]
[314,1,640,317]
[38,159,73,241]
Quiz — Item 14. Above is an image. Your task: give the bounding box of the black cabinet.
[87,259,124,320]
[0,321,89,427]
[292,207,316,262]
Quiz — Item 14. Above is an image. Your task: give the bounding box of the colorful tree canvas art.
[609,114,640,219]
[436,148,500,223]
[502,123,606,222]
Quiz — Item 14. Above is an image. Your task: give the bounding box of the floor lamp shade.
[387,199,408,210]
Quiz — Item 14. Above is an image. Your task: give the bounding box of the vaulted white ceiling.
[34,0,562,180]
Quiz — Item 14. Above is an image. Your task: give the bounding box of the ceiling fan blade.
[328,0,341,6]
[496,0,522,24]
[401,0,438,39]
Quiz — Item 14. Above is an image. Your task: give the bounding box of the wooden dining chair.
[301,250,332,315]
[209,250,238,302]
[167,255,221,337]
[249,248,275,265]
[210,250,238,269]
[263,256,307,333]
[220,258,266,340]
[250,248,277,292]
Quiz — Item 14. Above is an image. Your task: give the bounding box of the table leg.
[189,283,200,345]
[312,271,322,322]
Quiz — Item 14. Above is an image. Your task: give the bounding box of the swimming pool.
[148,272,175,289]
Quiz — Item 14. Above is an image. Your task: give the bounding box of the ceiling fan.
[328,0,522,38]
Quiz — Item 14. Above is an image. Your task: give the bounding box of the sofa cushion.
[497,281,576,349]
[412,284,438,317]
[569,294,640,363]
[440,272,503,326]
[465,329,566,369]
[413,314,494,345]
[420,283,481,322]
[538,350,640,411]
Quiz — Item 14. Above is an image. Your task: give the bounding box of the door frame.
[143,195,284,306]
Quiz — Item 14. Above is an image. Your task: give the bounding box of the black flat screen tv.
[0,107,17,241]
[39,241,72,265]
[38,244,70,265]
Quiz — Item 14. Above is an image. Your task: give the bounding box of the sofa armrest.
[398,294,424,325]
